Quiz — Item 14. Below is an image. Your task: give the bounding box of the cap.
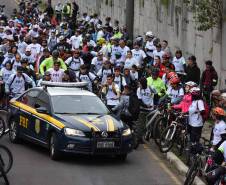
[146,31,154,37]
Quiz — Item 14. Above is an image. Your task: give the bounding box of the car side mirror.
[36,107,48,114]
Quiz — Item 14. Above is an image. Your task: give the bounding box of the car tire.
[116,154,127,161]
[9,118,20,143]
[49,133,61,160]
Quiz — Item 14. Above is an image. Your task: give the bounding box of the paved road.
[1,1,183,185]
[0,135,182,185]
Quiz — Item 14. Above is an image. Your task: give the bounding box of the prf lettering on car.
[19,116,28,128]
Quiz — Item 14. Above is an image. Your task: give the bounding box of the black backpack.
[128,93,140,120]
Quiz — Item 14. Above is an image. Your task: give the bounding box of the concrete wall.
[53,0,226,89]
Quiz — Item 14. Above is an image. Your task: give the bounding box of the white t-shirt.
[91,57,106,73]
[110,45,121,61]
[48,68,65,82]
[97,68,113,85]
[69,35,83,50]
[76,72,96,91]
[131,49,147,66]
[96,30,104,41]
[130,71,139,81]
[212,120,226,145]
[172,56,186,72]
[0,68,16,83]
[145,41,156,57]
[65,57,84,71]
[12,61,21,71]
[188,100,205,127]
[124,58,139,69]
[114,75,127,91]
[218,141,226,161]
[27,43,42,58]
[119,46,130,61]
[106,83,120,106]
[153,50,165,61]
[167,86,184,100]
[6,73,34,94]
[137,87,154,109]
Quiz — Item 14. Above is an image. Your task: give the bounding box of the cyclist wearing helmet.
[211,107,226,148]
[39,50,67,75]
[188,87,205,144]
[172,81,197,113]
[144,31,155,64]
[166,76,184,104]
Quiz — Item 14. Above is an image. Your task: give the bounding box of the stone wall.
[52,0,226,89]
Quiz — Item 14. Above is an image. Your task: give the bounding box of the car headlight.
[122,128,132,136]
[64,128,85,137]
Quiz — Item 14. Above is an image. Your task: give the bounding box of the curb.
[166,152,206,185]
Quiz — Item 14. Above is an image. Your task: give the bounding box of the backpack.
[197,100,210,122]
[9,74,28,90]
[68,57,81,68]
[128,93,140,120]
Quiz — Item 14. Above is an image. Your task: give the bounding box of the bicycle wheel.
[153,117,167,146]
[0,164,9,185]
[0,145,13,175]
[0,117,5,139]
[184,157,199,185]
[159,125,176,153]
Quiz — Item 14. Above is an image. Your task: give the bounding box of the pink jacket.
[172,93,192,113]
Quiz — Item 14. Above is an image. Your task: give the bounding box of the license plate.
[97,141,115,148]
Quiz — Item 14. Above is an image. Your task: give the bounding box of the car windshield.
[51,95,110,115]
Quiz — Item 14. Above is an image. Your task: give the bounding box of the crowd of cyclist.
[0,0,226,183]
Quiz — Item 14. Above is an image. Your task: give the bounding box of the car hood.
[54,114,125,132]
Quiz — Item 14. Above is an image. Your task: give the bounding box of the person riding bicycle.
[5,66,35,97]
[39,50,67,75]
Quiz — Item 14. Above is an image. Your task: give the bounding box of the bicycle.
[144,98,171,145]
[184,138,212,185]
[159,111,189,153]
[0,129,13,185]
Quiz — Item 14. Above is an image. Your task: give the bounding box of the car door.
[32,91,51,143]
[16,90,41,138]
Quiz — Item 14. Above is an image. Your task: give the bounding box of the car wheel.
[49,133,61,160]
[116,154,127,161]
[9,118,20,143]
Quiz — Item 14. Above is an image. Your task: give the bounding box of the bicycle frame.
[146,109,160,129]
[165,122,177,140]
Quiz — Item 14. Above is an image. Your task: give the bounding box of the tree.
[187,0,223,31]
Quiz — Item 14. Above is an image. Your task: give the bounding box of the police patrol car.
[8,82,133,160]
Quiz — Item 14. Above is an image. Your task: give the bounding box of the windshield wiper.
[75,113,101,115]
